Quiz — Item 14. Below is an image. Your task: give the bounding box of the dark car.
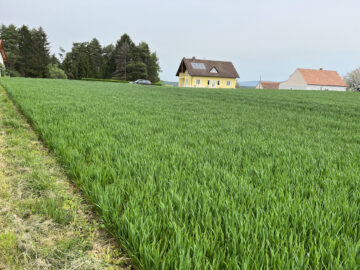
[130,79,151,85]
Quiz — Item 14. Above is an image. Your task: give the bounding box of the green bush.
[9,70,21,77]
[48,64,67,79]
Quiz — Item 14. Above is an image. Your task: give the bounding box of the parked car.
[130,79,151,85]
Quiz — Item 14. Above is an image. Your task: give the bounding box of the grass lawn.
[0,85,131,269]
[1,77,359,269]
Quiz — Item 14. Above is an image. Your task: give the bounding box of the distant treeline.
[0,24,64,78]
[62,34,160,82]
[0,24,161,82]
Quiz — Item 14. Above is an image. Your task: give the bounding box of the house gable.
[279,69,307,89]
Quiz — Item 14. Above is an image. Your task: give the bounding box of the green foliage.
[62,42,91,79]
[0,25,160,82]
[112,34,160,82]
[3,78,359,269]
[81,78,129,83]
[0,24,51,78]
[113,34,134,80]
[125,61,147,81]
[9,69,21,77]
[0,63,5,77]
[0,24,20,75]
[48,64,67,79]
[345,67,360,92]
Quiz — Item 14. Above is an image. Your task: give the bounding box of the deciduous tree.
[345,67,360,92]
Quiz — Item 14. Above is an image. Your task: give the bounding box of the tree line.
[0,24,161,82]
[0,24,62,78]
[62,34,160,82]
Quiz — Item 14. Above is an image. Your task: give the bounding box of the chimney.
[192,56,196,62]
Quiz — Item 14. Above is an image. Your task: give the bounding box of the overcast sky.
[1,0,360,82]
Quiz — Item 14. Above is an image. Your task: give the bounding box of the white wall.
[305,85,347,91]
[280,83,347,91]
[279,69,307,90]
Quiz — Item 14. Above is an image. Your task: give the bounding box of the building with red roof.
[256,81,280,89]
[279,68,347,91]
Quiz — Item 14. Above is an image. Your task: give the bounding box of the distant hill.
[161,81,178,87]
[239,81,259,88]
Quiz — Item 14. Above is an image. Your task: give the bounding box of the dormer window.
[210,67,218,74]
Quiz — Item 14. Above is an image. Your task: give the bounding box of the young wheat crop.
[1,78,359,269]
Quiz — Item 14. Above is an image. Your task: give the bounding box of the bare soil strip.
[0,86,132,269]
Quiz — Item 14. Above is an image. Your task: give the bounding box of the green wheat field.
[1,78,359,269]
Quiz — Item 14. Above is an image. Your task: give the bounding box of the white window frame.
[196,79,201,85]
[226,80,231,86]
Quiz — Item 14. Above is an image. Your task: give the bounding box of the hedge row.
[81,78,129,83]
[81,78,163,86]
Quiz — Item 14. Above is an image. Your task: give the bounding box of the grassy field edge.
[0,84,133,269]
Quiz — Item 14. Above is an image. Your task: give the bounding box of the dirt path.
[0,87,132,269]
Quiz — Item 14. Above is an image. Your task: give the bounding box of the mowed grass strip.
[1,77,360,269]
[0,86,131,269]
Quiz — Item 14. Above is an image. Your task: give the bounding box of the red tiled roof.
[0,40,8,63]
[298,68,347,87]
[176,57,239,78]
[259,81,279,89]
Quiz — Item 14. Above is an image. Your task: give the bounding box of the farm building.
[256,81,280,89]
[279,68,347,91]
[176,57,239,88]
[0,40,8,77]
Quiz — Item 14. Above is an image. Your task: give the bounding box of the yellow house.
[176,57,239,88]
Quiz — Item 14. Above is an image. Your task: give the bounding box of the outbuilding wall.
[279,70,307,90]
[305,85,347,91]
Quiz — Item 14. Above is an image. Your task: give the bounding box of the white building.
[279,68,347,91]
[0,39,8,77]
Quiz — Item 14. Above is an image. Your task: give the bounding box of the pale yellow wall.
[178,71,193,87]
[178,74,236,89]
[279,69,307,90]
